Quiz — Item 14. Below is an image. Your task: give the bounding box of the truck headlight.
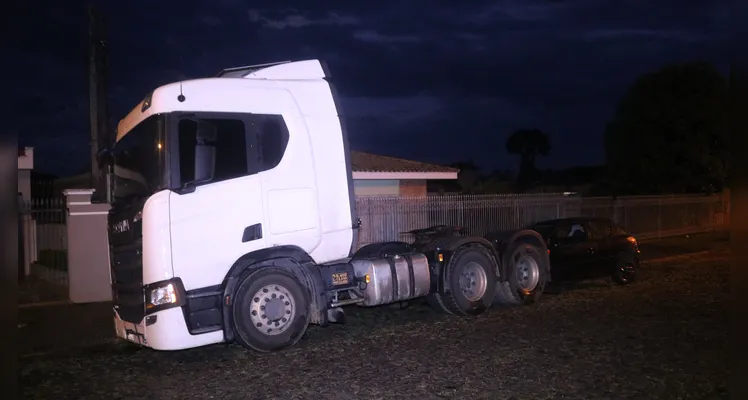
[145,279,186,314]
[149,283,177,307]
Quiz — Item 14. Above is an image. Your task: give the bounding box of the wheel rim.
[619,262,636,282]
[459,261,488,302]
[515,255,540,292]
[249,284,296,336]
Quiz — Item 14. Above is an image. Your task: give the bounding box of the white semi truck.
[102,59,550,352]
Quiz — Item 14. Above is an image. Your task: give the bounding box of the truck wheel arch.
[353,241,414,258]
[220,246,325,343]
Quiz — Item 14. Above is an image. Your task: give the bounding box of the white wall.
[18,169,31,201]
[18,147,34,170]
[353,179,400,197]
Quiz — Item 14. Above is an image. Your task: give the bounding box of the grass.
[20,247,729,399]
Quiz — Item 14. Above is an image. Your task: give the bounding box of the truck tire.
[427,244,497,316]
[231,267,311,352]
[494,241,548,307]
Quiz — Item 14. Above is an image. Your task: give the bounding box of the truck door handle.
[242,223,263,243]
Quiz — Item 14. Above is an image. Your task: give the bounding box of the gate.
[18,196,70,305]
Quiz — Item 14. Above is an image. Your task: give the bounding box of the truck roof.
[215,59,328,80]
[116,59,328,142]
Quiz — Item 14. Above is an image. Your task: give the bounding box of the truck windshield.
[112,115,167,206]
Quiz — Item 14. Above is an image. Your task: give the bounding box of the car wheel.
[613,253,638,285]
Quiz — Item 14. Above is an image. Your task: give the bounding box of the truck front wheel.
[428,245,497,316]
[494,241,548,307]
[231,267,311,352]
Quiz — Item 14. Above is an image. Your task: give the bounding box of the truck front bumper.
[114,307,224,351]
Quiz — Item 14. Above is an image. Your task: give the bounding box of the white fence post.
[64,189,112,304]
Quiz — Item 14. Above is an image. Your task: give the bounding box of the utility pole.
[87,4,110,203]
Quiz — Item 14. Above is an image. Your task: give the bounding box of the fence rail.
[354,193,728,249]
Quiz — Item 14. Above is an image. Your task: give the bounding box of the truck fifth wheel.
[101,59,551,352]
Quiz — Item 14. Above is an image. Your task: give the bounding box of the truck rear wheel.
[232,267,311,352]
[495,241,548,307]
[427,245,497,316]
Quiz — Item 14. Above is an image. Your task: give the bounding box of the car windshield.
[112,115,167,206]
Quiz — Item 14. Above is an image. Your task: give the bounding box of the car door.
[607,222,637,258]
[582,220,614,277]
[551,222,597,280]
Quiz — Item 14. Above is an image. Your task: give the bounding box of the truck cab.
[106,60,550,353]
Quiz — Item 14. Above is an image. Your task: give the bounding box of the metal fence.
[16,191,728,297]
[19,197,69,287]
[354,193,729,249]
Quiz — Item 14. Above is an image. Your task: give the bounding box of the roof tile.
[350,151,458,173]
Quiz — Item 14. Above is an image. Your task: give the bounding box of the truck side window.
[251,115,289,172]
[177,118,248,185]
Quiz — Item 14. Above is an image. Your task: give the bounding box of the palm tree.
[505,129,551,184]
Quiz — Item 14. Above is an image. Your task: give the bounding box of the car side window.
[553,225,571,241]
[567,223,587,241]
[586,220,611,240]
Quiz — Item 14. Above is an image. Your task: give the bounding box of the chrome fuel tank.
[350,252,431,307]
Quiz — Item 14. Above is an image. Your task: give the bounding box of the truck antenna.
[177,82,186,102]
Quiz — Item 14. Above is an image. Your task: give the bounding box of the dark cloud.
[13,0,728,176]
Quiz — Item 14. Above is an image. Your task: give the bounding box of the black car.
[529,217,640,285]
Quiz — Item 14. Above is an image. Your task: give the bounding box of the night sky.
[14,1,728,177]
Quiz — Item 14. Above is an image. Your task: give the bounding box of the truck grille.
[111,241,145,324]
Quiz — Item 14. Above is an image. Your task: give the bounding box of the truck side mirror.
[194,143,215,182]
[96,148,113,170]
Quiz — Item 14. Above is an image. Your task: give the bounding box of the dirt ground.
[19,233,730,399]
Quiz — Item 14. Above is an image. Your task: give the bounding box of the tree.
[604,62,728,195]
[505,129,551,185]
[449,161,482,193]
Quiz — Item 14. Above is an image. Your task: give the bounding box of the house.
[17,147,34,202]
[52,151,459,198]
[350,151,458,197]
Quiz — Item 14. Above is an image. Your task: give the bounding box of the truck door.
[169,114,266,291]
